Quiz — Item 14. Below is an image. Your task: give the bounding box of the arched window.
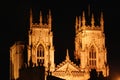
[89,45,96,68]
[37,44,44,65]
[37,44,44,57]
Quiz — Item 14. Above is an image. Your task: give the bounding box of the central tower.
[27,9,55,72]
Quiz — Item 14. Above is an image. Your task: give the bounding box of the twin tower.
[10,8,109,80]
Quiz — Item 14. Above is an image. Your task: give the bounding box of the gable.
[52,60,85,80]
[55,61,80,72]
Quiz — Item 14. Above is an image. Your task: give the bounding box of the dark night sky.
[1,0,120,80]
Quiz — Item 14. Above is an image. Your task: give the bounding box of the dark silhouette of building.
[47,75,65,80]
[18,64,45,80]
[88,69,106,80]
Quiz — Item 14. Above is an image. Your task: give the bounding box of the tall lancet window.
[89,45,96,68]
[37,44,44,65]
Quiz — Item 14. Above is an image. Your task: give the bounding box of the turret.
[100,12,104,32]
[78,16,81,31]
[48,9,52,30]
[30,8,32,28]
[39,11,42,26]
[81,11,86,29]
[75,16,78,34]
[91,13,95,29]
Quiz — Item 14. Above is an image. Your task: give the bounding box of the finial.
[66,49,70,61]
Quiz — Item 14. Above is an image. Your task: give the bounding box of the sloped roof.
[55,59,80,71]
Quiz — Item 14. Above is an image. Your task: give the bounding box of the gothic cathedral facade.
[10,8,109,80]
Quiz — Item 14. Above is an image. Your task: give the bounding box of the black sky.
[1,0,120,80]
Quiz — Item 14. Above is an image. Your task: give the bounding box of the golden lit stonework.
[74,11,109,77]
[28,9,55,72]
[10,8,109,80]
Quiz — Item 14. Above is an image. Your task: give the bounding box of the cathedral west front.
[10,7,109,80]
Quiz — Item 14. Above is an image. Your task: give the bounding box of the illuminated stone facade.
[74,12,109,77]
[10,9,109,80]
[27,9,55,72]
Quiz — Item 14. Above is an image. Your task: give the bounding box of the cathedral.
[10,8,109,80]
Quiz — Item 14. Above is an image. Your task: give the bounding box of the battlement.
[82,25,101,30]
[75,11,104,33]
[31,23,49,28]
[30,9,52,30]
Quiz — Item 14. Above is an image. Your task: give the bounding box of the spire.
[91,13,95,28]
[82,11,86,27]
[48,9,52,30]
[75,16,78,33]
[100,12,104,32]
[66,49,70,61]
[39,10,42,26]
[30,8,32,28]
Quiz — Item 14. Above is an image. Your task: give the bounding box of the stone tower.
[74,11,109,77]
[27,9,55,72]
[10,41,24,80]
